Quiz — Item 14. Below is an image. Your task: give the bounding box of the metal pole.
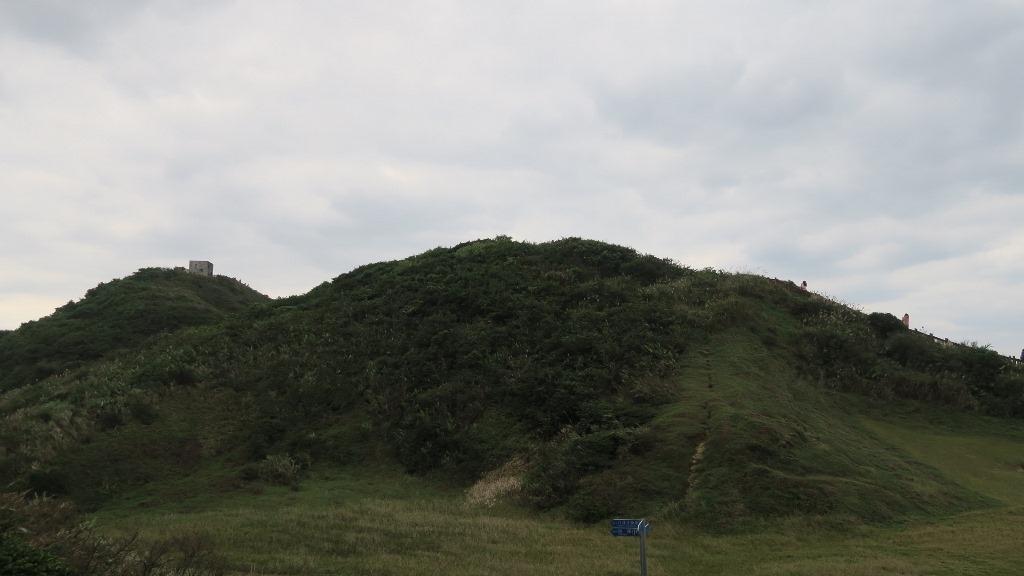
[639,519,647,576]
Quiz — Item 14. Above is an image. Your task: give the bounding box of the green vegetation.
[1,236,1023,574]
[0,268,268,392]
[1,491,228,575]
[88,431,1024,576]
[0,537,76,576]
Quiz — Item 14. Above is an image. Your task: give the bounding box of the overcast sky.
[1,1,1022,357]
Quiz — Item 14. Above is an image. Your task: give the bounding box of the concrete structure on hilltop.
[189,260,213,276]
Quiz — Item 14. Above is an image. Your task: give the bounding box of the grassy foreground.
[93,415,1024,576]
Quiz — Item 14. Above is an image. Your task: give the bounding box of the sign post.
[639,521,647,576]
[610,518,651,576]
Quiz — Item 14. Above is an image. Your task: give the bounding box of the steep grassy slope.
[1,237,1022,534]
[670,331,992,529]
[0,268,268,392]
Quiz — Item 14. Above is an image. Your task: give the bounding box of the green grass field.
[91,414,1024,576]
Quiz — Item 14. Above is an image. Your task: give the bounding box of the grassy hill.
[0,268,269,392]
[2,237,1023,575]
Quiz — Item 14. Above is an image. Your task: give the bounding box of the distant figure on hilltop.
[1020,348,1023,361]
[902,313,910,328]
[801,281,807,290]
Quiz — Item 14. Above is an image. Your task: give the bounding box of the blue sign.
[611,518,643,528]
[610,519,651,537]
[610,519,651,575]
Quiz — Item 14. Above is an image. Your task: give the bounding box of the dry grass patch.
[465,456,526,507]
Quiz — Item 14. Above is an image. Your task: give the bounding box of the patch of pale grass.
[465,456,526,507]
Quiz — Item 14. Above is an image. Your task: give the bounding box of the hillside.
[0,268,269,392]
[2,237,1022,537]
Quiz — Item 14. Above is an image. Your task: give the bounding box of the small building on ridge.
[189,260,214,276]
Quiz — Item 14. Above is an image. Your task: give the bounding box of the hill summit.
[1,237,1021,530]
[0,267,268,392]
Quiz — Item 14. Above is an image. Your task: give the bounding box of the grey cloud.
[595,69,850,150]
[596,62,748,143]
[852,3,1024,199]
[0,0,146,54]
[866,2,1024,90]
[0,0,228,56]
[587,2,1024,229]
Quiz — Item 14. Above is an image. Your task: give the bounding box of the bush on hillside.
[0,536,76,576]
[255,454,304,488]
[882,333,1024,415]
[867,312,906,338]
[884,332,940,368]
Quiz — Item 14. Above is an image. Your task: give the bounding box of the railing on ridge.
[910,328,1023,367]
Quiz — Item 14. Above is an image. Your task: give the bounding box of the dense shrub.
[880,332,1024,414]
[27,470,69,497]
[884,332,940,368]
[867,312,906,338]
[255,454,303,487]
[0,536,77,576]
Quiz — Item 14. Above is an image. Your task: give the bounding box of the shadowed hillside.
[2,237,1022,538]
